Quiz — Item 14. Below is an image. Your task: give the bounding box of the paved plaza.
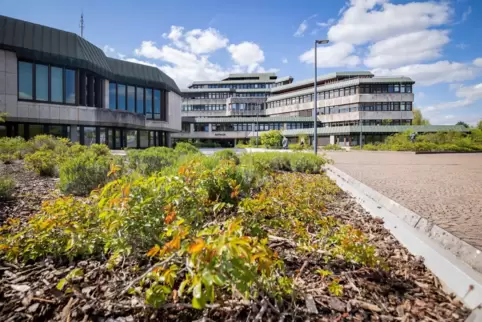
[326,151,482,250]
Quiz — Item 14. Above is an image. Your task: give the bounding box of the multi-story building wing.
[0,15,181,148]
[174,71,418,146]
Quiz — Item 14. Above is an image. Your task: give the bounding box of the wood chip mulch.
[0,163,474,321]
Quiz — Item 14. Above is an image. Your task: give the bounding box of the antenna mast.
[79,12,85,38]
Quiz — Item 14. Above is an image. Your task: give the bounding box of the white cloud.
[103,45,116,56]
[294,14,317,37]
[456,43,469,50]
[317,18,335,28]
[328,0,451,45]
[423,83,482,112]
[364,30,450,68]
[184,28,229,54]
[372,60,478,86]
[161,25,228,54]
[299,42,360,68]
[228,42,265,72]
[473,58,482,67]
[282,58,288,64]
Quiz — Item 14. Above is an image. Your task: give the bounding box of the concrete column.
[71,125,79,143]
[208,123,212,132]
[166,132,172,148]
[87,75,94,107]
[104,79,109,108]
[329,135,335,145]
[4,50,17,117]
[190,123,194,133]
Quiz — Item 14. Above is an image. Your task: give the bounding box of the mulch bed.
[0,163,473,321]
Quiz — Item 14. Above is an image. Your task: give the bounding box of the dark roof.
[0,15,180,94]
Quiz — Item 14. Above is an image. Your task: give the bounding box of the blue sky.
[2,0,482,125]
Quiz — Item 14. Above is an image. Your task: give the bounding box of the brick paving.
[325,151,482,250]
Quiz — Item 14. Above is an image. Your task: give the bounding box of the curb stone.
[325,165,482,319]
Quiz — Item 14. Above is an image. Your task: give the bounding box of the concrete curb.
[325,165,482,317]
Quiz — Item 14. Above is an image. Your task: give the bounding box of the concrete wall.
[0,49,182,135]
[181,110,226,117]
[172,130,254,140]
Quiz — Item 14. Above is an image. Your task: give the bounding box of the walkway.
[325,151,482,250]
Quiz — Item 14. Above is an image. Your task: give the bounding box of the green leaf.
[192,293,206,309]
[56,278,67,291]
[178,279,189,297]
[192,281,202,299]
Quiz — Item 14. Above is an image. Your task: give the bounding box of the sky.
[2,0,482,125]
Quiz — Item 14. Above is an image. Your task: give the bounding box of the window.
[154,90,161,119]
[118,85,126,110]
[136,87,144,114]
[18,61,33,99]
[145,89,153,118]
[35,64,48,101]
[65,69,76,104]
[127,86,135,113]
[126,130,137,148]
[109,83,117,110]
[394,84,400,93]
[50,66,63,103]
[83,127,96,146]
[139,130,149,148]
[29,124,43,139]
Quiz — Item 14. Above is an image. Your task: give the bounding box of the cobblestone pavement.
[325,151,482,250]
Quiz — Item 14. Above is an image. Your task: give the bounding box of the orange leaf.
[146,244,160,257]
[188,238,205,254]
[122,184,131,197]
[165,211,176,224]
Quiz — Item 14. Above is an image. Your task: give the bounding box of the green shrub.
[24,150,58,176]
[127,147,178,175]
[362,144,378,151]
[89,144,110,156]
[0,137,31,158]
[240,152,327,174]
[174,142,200,155]
[323,144,343,151]
[289,144,304,151]
[0,176,15,200]
[69,143,88,156]
[0,153,14,164]
[260,130,282,148]
[249,137,258,146]
[212,149,240,165]
[59,153,118,196]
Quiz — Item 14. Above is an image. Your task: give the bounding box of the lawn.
[0,137,470,321]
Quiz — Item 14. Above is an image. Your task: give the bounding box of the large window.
[18,61,33,99]
[118,84,126,110]
[154,90,161,119]
[65,69,76,104]
[145,89,153,118]
[50,67,63,103]
[109,83,117,110]
[127,86,135,113]
[35,64,48,101]
[83,127,96,146]
[136,87,144,114]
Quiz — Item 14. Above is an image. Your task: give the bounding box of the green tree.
[412,108,430,125]
[477,120,482,130]
[260,130,283,148]
[0,113,7,123]
[456,121,469,128]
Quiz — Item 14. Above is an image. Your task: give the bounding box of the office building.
[0,15,181,148]
[173,71,421,146]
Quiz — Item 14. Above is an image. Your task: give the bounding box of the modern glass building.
[0,15,182,148]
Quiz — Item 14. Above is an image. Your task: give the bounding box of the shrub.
[240,152,327,174]
[0,137,31,158]
[89,144,110,156]
[30,134,63,151]
[362,144,378,151]
[175,142,200,155]
[24,150,58,176]
[288,144,304,151]
[59,153,118,196]
[249,137,258,146]
[68,143,88,156]
[127,147,178,175]
[260,130,282,148]
[212,149,240,165]
[323,144,343,151]
[0,176,15,200]
[0,153,14,164]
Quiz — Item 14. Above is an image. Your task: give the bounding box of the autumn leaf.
[165,211,176,224]
[147,244,160,257]
[188,238,205,254]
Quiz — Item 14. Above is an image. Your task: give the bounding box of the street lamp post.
[313,39,329,154]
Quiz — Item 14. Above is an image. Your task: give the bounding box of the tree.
[477,120,482,130]
[260,130,282,148]
[0,112,6,123]
[412,108,430,125]
[456,121,469,128]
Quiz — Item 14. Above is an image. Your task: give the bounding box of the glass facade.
[35,64,48,101]
[109,83,117,110]
[154,90,161,120]
[50,66,63,103]
[136,87,144,114]
[145,89,153,118]
[65,69,76,104]
[127,86,135,113]
[118,84,126,110]
[18,61,33,99]
[83,127,96,146]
